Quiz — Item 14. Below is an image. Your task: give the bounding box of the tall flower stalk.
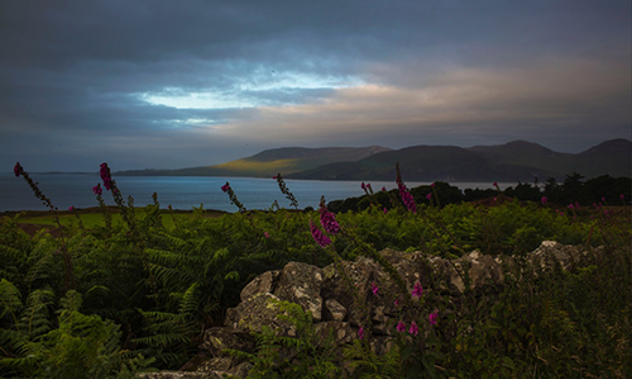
[99,163,137,232]
[14,162,76,291]
[396,162,417,213]
[221,182,247,212]
[275,173,299,209]
[319,196,340,235]
[93,183,112,231]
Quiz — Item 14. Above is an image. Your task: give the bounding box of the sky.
[1,0,630,172]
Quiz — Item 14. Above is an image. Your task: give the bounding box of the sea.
[0,173,511,213]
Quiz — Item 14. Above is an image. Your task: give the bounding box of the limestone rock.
[228,362,253,378]
[224,292,295,335]
[314,321,356,346]
[195,357,232,372]
[200,327,254,357]
[274,261,324,321]
[529,240,589,271]
[463,250,504,289]
[240,270,281,302]
[323,299,347,322]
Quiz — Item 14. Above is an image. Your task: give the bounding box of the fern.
[0,279,23,324]
[230,299,343,378]
[18,288,54,338]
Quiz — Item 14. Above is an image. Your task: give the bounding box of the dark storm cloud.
[0,0,629,171]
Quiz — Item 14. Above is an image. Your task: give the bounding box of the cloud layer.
[1,0,630,171]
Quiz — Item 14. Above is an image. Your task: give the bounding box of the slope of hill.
[467,140,576,174]
[117,146,391,177]
[574,139,632,178]
[117,139,630,182]
[287,139,631,182]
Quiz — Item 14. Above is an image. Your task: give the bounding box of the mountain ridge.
[116,139,631,181]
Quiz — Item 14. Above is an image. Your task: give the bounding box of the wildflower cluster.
[371,279,436,341]
[309,219,332,248]
[100,163,113,191]
[411,281,423,298]
[396,162,417,213]
[308,197,341,248]
[319,196,340,235]
[361,182,373,196]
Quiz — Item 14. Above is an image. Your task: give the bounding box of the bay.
[0,173,511,212]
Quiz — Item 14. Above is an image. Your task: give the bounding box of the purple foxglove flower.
[221,183,230,192]
[13,162,23,177]
[429,311,438,326]
[310,220,331,248]
[541,196,548,205]
[319,206,340,235]
[68,206,74,211]
[371,282,379,296]
[426,193,432,200]
[382,187,386,192]
[620,194,625,201]
[411,282,423,298]
[400,189,417,213]
[408,321,418,336]
[99,163,112,191]
[431,182,436,187]
[361,182,366,190]
[396,163,417,213]
[92,184,103,196]
[396,321,406,332]
[264,231,270,239]
[358,326,364,339]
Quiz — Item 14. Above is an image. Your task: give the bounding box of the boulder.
[240,270,281,302]
[273,261,324,321]
[224,292,296,336]
[200,327,255,357]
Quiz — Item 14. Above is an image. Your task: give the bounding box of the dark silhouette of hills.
[286,139,631,181]
[117,146,391,178]
[117,139,631,182]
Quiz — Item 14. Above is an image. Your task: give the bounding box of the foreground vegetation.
[1,163,630,378]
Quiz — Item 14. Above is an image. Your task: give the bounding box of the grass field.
[2,206,228,233]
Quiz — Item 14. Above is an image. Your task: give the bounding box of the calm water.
[0,173,509,212]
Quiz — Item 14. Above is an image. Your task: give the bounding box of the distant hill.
[117,146,391,178]
[116,139,631,182]
[286,139,631,182]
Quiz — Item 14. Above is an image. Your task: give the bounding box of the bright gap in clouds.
[140,70,365,110]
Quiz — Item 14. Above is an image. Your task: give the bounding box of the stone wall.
[138,241,597,379]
